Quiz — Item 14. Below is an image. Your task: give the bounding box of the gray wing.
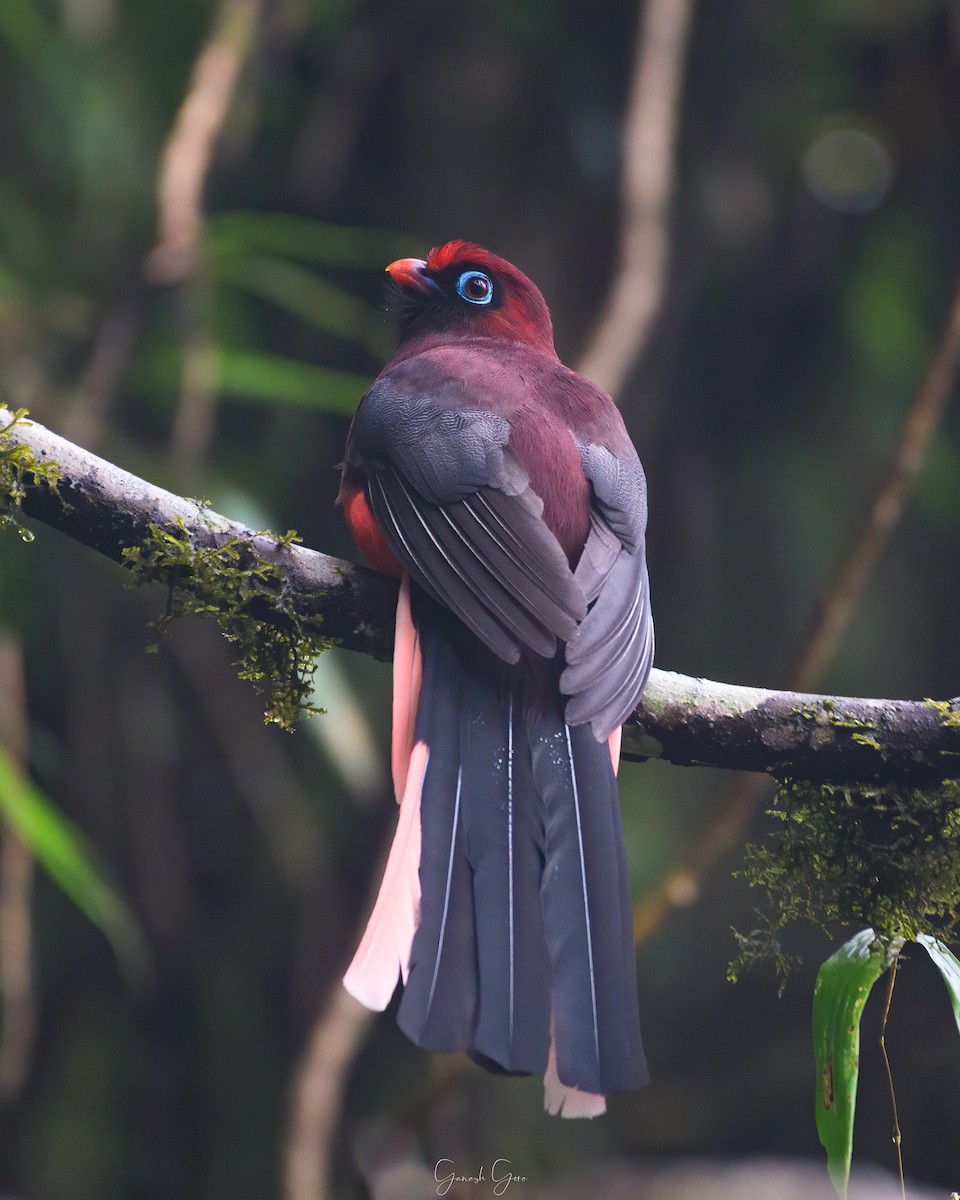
[347,380,587,664]
[560,443,654,740]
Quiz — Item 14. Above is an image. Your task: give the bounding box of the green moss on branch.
[732,777,960,983]
[122,521,332,730]
[0,409,63,539]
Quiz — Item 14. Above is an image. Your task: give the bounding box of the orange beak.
[385,257,433,293]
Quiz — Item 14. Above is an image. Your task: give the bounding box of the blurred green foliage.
[0,745,147,979]
[1,1,959,1198]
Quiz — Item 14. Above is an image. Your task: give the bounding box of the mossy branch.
[1,405,395,657]
[734,776,960,976]
[3,404,959,779]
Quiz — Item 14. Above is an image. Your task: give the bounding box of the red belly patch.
[343,488,403,577]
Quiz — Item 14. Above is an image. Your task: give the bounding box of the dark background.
[0,0,959,1196]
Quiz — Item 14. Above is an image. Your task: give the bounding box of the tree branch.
[146,0,264,285]
[3,405,958,786]
[0,405,395,662]
[575,0,695,398]
[633,672,959,785]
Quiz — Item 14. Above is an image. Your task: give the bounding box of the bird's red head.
[384,241,556,356]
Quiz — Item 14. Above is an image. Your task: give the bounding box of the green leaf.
[206,210,414,270]
[213,252,389,359]
[812,928,889,1199]
[215,348,370,414]
[0,745,149,982]
[917,934,960,1036]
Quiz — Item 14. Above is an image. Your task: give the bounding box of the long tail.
[344,585,647,1114]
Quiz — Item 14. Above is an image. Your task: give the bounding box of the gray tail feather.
[398,595,647,1093]
[531,717,647,1093]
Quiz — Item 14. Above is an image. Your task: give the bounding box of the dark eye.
[455,270,494,305]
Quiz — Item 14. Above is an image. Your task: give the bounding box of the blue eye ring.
[456,269,494,305]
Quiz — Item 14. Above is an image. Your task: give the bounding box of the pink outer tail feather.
[608,726,622,776]
[391,576,422,802]
[543,1036,606,1118]
[343,576,425,1010]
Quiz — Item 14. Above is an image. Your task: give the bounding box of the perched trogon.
[338,241,654,1117]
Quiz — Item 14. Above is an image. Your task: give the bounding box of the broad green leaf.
[0,746,148,982]
[812,928,888,1199]
[215,348,370,414]
[917,934,960,1036]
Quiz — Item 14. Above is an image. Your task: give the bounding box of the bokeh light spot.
[803,127,893,214]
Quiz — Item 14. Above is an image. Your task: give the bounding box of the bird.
[338,240,654,1117]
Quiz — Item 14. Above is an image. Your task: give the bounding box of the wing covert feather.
[561,443,654,738]
[366,463,586,664]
